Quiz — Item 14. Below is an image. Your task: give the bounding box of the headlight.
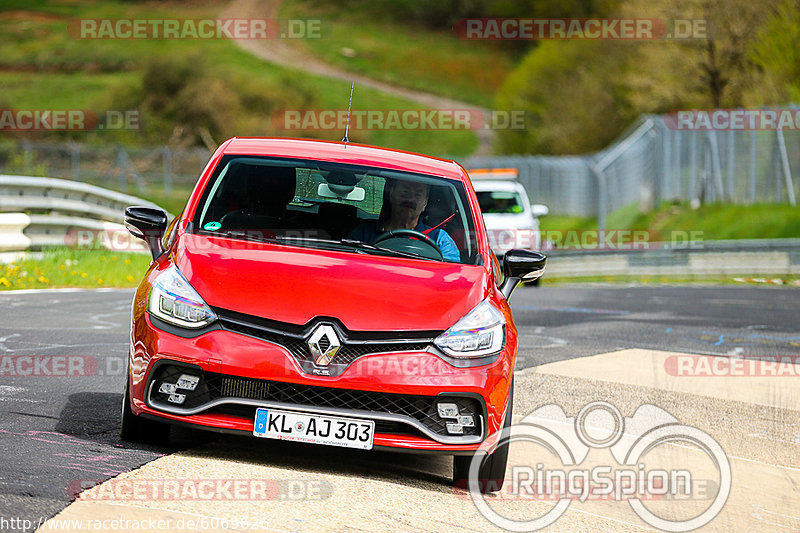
[434,299,505,357]
[148,265,217,329]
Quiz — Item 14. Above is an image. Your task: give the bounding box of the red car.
[122,137,545,491]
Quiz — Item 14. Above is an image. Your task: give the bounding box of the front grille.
[148,364,483,440]
[213,307,435,376]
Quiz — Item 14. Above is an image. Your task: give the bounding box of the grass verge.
[0,0,478,156]
[539,202,800,240]
[280,0,515,108]
[0,248,150,290]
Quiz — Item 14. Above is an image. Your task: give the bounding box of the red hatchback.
[122,138,545,491]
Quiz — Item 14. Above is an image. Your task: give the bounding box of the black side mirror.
[499,249,546,299]
[124,206,168,260]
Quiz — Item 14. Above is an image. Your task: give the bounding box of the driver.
[349,179,460,261]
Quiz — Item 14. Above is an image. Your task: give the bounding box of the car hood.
[173,234,488,332]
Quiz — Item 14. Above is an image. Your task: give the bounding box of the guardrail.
[543,239,800,279]
[3,174,798,278]
[0,175,169,253]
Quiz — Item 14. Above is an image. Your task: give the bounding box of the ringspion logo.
[469,401,730,531]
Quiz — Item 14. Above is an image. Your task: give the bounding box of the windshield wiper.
[200,231,440,261]
[269,235,439,261]
[338,238,443,261]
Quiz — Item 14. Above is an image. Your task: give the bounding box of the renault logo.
[307,324,341,366]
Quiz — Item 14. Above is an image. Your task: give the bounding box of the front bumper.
[130,312,515,453]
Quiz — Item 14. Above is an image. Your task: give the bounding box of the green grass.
[279,0,514,108]
[0,248,151,290]
[539,214,597,234]
[540,202,800,241]
[0,0,477,156]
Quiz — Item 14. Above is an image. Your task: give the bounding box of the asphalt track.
[0,285,798,532]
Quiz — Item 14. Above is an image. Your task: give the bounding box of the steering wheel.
[372,229,443,259]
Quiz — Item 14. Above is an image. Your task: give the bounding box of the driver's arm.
[347,222,377,243]
[432,230,461,262]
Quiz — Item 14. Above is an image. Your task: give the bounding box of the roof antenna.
[342,81,355,144]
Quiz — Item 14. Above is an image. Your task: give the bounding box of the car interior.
[194,158,480,264]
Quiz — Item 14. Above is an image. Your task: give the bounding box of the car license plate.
[253,408,374,450]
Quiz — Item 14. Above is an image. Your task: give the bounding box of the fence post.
[727,130,735,202]
[689,131,698,204]
[660,122,670,206]
[21,140,33,175]
[673,126,682,200]
[591,164,607,231]
[707,131,725,200]
[777,127,797,206]
[116,146,127,192]
[162,146,173,196]
[70,143,81,181]
[749,130,757,203]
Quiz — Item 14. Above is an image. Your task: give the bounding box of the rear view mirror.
[499,249,546,299]
[124,206,168,260]
[318,183,366,201]
[531,203,549,217]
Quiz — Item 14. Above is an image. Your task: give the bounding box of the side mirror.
[499,249,546,299]
[531,203,549,217]
[124,206,168,260]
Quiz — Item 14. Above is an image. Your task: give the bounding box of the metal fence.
[0,141,212,196]
[2,108,799,225]
[464,110,800,226]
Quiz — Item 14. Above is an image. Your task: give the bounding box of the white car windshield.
[476,190,526,214]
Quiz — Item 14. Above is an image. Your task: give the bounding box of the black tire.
[120,372,171,443]
[453,379,514,493]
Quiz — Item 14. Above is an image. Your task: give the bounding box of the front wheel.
[453,379,514,493]
[120,371,171,443]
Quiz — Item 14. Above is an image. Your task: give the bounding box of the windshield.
[192,155,479,264]
[476,190,526,214]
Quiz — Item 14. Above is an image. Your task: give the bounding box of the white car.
[470,170,548,258]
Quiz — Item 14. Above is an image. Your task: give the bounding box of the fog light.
[446,422,464,435]
[167,393,186,404]
[159,382,177,394]
[458,415,474,427]
[176,374,200,391]
[437,403,459,418]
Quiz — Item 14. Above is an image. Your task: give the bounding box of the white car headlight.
[148,265,217,329]
[434,299,505,357]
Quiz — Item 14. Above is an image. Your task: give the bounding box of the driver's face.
[389,181,429,219]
